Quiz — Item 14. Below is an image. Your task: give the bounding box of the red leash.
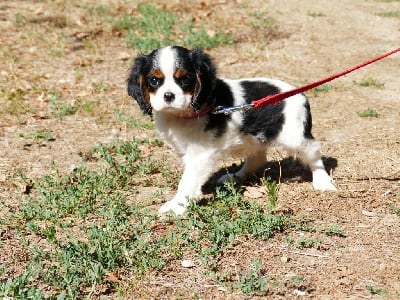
[213,48,400,115]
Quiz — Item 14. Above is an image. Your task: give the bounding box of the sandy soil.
[0,0,399,298]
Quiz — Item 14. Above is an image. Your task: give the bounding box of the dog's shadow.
[202,156,337,194]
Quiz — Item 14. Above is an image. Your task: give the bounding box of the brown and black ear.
[127,55,152,115]
[189,48,217,111]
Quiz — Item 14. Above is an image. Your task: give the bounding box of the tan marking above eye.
[174,69,188,78]
[151,69,164,79]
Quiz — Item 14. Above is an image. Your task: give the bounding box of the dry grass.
[1,0,399,299]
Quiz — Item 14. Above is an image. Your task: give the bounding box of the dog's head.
[127,46,216,116]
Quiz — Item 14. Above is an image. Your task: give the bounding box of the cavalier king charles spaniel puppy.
[127,46,336,215]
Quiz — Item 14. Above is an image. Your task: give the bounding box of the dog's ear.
[127,55,152,115]
[189,48,217,110]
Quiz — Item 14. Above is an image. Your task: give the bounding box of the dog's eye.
[179,74,194,86]
[149,76,161,87]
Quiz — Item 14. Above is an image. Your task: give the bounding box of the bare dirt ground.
[1,0,399,299]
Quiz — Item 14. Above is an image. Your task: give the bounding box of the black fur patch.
[239,80,285,142]
[204,79,235,136]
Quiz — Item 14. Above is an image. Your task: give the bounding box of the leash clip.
[212,103,253,115]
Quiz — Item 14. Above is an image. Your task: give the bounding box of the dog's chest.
[155,115,211,154]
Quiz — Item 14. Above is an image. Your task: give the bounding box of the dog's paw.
[312,176,337,191]
[158,199,188,215]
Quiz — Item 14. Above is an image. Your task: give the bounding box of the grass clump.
[262,176,280,209]
[377,10,400,17]
[357,108,379,118]
[120,3,235,52]
[368,285,389,296]
[308,84,332,97]
[250,12,277,29]
[319,225,346,237]
[356,77,384,88]
[308,11,326,17]
[49,91,99,118]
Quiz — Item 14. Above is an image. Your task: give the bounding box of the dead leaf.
[73,58,92,66]
[117,51,131,61]
[244,186,265,199]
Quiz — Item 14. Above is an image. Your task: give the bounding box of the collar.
[178,98,216,119]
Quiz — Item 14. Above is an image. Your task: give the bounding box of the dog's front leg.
[159,150,217,215]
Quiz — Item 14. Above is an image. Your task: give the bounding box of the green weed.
[356,77,384,88]
[92,82,109,92]
[262,176,280,209]
[309,84,332,97]
[368,285,389,296]
[357,108,379,118]
[250,12,277,29]
[391,206,400,215]
[236,259,268,295]
[377,10,400,17]
[295,237,323,249]
[49,91,98,117]
[319,225,346,237]
[20,128,55,143]
[114,107,155,130]
[308,11,326,17]
[0,266,43,299]
[14,13,27,26]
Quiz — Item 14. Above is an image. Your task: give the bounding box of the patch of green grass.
[295,237,323,249]
[19,128,55,144]
[356,77,385,88]
[308,11,326,17]
[1,139,176,298]
[319,225,346,237]
[0,266,43,299]
[377,10,400,17]
[1,136,322,297]
[250,12,277,29]
[309,84,332,97]
[368,285,389,296]
[285,235,323,249]
[48,47,63,57]
[112,13,134,30]
[49,91,99,117]
[81,3,109,19]
[92,82,108,92]
[14,13,27,26]
[236,259,268,295]
[357,108,379,118]
[114,108,155,130]
[124,3,235,52]
[391,193,400,215]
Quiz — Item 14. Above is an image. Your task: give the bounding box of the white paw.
[312,176,337,191]
[158,199,188,215]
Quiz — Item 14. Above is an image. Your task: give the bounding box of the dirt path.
[1,0,399,298]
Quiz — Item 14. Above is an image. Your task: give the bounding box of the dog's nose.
[164,92,175,103]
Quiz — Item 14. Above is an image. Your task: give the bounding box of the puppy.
[127,46,336,215]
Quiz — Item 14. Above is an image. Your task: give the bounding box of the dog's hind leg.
[217,149,267,185]
[291,138,337,191]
